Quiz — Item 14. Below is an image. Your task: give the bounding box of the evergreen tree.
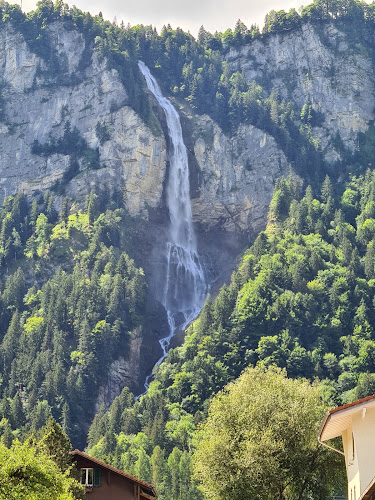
[10,392,25,429]
[39,417,72,472]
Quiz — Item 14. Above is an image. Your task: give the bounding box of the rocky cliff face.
[0,22,166,217]
[0,19,286,238]
[226,22,374,162]
[1,21,373,236]
[190,115,289,234]
[96,326,143,409]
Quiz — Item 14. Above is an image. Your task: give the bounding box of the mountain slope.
[1,0,375,483]
[86,169,375,498]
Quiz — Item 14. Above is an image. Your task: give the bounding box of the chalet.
[318,394,375,500]
[71,450,157,500]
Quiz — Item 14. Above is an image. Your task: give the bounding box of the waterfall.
[138,61,208,394]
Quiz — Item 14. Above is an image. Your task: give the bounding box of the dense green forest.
[84,169,375,498]
[0,188,146,448]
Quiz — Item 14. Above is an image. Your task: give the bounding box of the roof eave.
[318,410,331,443]
[317,411,345,455]
[70,449,156,496]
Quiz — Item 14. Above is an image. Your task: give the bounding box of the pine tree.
[61,402,72,438]
[134,448,151,483]
[29,198,39,229]
[87,404,107,448]
[151,446,166,497]
[1,419,13,447]
[10,392,25,429]
[108,397,122,434]
[321,175,333,203]
[1,311,22,374]
[365,241,375,279]
[86,191,98,225]
[59,197,70,225]
[108,274,124,322]
[179,451,193,500]
[39,417,72,471]
[166,448,182,499]
[30,400,52,432]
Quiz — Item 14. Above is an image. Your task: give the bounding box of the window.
[352,433,355,461]
[94,468,101,487]
[80,467,101,487]
[81,468,93,487]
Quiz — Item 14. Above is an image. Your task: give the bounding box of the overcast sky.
[20,0,304,35]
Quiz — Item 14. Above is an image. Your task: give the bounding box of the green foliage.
[86,170,375,498]
[39,417,72,472]
[0,438,83,499]
[0,188,146,448]
[193,366,345,500]
[31,122,88,158]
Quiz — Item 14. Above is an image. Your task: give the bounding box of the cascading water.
[138,61,208,394]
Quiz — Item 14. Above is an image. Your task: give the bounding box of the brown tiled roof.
[71,449,156,497]
[329,393,375,415]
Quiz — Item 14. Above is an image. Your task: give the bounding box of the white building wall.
[344,406,375,499]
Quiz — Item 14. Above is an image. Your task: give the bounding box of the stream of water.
[138,61,208,396]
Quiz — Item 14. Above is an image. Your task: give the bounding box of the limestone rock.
[226,22,374,158]
[0,22,167,217]
[1,19,373,235]
[191,115,290,234]
[96,326,143,410]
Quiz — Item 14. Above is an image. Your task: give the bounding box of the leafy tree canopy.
[0,438,84,500]
[192,366,345,500]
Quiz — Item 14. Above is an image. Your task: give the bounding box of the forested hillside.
[85,169,375,498]
[0,189,146,448]
[1,0,375,497]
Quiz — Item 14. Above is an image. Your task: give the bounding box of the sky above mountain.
[21,0,303,35]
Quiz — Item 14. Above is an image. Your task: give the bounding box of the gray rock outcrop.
[1,20,373,237]
[0,22,166,217]
[226,22,374,162]
[96,326,143,409]
[191,116,289,234]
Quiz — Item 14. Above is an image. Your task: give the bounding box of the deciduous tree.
[193,366,345,500]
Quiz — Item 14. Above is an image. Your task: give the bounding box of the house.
[318,394,375,500]
[71,450,157,500]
